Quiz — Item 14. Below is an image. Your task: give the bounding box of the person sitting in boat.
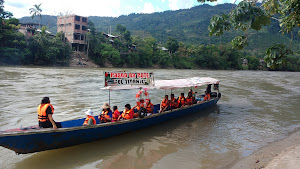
[185,92,194,106]
[160,95,170,112]
[204,91,211,101]
[146,99,154,114]
[112,106,120,122]
[170,94,178,109]
[133,98,146,117]
[99,103,112,123]
[189,89,197,104]
[83,109,96,126]
[118,104,134,120]
[206,85,211,97]
[177,93,186,107]
[37,97,61,129]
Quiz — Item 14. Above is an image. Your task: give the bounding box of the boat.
[0,72,221,154]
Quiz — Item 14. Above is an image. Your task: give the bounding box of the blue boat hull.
[0,98,219,154]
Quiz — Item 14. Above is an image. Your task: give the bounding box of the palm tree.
[29,3,42,28]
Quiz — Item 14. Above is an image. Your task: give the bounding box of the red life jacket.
[83,115,96,125]
[37,103,54,122]
[112,110,120,121]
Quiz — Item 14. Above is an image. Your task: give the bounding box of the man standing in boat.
[37,97,61,129]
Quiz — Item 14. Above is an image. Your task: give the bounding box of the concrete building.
[18,23,40,38]
[57,15,88,51]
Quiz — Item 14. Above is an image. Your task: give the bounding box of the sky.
[4,0,237,18]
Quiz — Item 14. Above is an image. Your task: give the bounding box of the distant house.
[18,23,54,38]
[57,15,88,51]
[18,23,40,38]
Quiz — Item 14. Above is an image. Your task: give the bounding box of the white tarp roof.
[102,77,219,90]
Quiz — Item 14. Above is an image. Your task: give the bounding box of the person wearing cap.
[118,104,134,120]
[99,103,112,123]
[83,109,96,126]
[37,97,61,129]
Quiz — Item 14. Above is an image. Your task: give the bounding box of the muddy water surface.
[0,67,299,169]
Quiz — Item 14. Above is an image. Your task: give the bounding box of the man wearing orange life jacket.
[99,103,112,123]
[118,104,134,120]
[112,106,120,122]
[83,109,96,126]
[160,95,170,113]
[177,93,186,107]
[37,97,61,129]
[146,99,154,114]
[170,94,178,109]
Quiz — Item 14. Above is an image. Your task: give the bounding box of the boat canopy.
[102,77,219,90]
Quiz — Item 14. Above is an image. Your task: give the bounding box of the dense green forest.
[1,1,300,71]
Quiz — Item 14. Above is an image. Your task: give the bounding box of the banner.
[104,72,154,87]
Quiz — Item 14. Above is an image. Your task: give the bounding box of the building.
[57,15,88,51]
[18,23,54,38]
[18,23,40,38]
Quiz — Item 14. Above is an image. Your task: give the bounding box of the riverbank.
[229,129,300,169]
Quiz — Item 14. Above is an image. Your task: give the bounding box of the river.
[0,66,299,169]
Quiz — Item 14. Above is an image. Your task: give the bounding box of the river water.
[0,66,299,169]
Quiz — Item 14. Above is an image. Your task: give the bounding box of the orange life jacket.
[204,93,211,101]
[178,96,186,105]
[186,96,193,105]
[161,98,169,108]
[146,103,154,113]
[37,103,54,122]
[100,110,111,122]
[170,98,177,107]
[136,102,146,111]
[83,115,96,125]
[112,110,120,121]
[122,109,133,119]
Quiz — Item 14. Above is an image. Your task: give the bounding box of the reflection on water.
[0,67,300,169]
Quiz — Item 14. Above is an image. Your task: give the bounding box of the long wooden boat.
[0,75,221,154]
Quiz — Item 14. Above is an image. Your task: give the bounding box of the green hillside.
[19,3,299,56]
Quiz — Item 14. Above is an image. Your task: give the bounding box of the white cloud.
[168,0,179,10]
[141,2,155,14]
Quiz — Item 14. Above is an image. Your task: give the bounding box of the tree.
[264,44,292,69]
[198,0,299,70]
[166,37,179,54]
[29,3,42,28]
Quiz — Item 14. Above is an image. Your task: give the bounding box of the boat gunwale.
[0,98,218,137]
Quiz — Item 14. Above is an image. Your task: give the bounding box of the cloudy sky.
[4,0,237,18]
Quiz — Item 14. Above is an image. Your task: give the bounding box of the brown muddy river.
[0,66,299,169]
